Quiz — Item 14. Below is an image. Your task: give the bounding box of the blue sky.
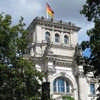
[82,48,91,58]
[0,0,94,44]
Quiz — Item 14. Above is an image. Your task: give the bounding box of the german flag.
[46,3,54,17]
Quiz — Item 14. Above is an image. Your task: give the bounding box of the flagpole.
[46,6,49,19]
[46,0,48,19]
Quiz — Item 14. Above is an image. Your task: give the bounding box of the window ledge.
[88,94,97,97]
[54,42,61,45]
[53,92,73,96]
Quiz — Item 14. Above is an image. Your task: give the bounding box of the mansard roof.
[27,16,81,32]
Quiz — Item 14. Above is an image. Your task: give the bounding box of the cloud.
[78,22,94,44]
[48,0,94,43]
[0,0,94,43]
[0,0,44,25]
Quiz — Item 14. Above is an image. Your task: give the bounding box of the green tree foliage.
[81,0,100,99]
[0,13,43,100]
[62,96,74,100]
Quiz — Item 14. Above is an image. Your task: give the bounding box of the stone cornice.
[86,77,99,83]
[48,55,73,59]
[48,56,72,63]
[51,44,74,50]
[42,26,71,33]
[49,59,72,67]
[28,17,81,32]
[29,42,75,50]
[30,55,73,67]
[30,55,73,62]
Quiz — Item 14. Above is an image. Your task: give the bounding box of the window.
[45,32,50,42]
[55,34,60,43]
[64,35,68,44]
[66,81,70,92]
[58,79,65,92]
[90,84,95,95]
[53,77,70,93]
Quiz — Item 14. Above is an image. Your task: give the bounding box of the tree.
[81,0,100,99]
[0,13,43,100]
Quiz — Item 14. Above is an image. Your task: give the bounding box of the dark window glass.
[90,84,95,95]
[45,32,50,42]
[64,35,68,44]
[66,81,70,93]
[53,79,56,92]
[55,34,60,43]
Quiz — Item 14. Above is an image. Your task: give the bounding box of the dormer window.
[55,34,60,43]
[45,32,50,42]
[64,35,68,44]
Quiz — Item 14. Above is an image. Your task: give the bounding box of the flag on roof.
[46,3,54,17]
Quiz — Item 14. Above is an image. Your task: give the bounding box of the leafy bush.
[62,96,74,100]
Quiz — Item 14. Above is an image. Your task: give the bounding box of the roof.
[27,16,81,32]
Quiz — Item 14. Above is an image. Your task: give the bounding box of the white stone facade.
[27,17,98,100]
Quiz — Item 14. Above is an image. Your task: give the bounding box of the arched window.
[53,77,70,93]
[55,34,60,43]
[45,32,50,42]
[64,35,68,44]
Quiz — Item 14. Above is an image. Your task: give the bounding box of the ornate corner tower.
[27,17,82,100]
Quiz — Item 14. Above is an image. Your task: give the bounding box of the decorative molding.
[87,78,99,83]
[60,72,66,76]
[27,17,81,33]
[31,42,75,49]
[42,26,71,33]
[78,71,85,78]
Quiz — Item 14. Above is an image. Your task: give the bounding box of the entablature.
[28,42,75,50]
[28,17,80,32]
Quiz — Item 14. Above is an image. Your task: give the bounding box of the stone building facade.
[27,17,98,100]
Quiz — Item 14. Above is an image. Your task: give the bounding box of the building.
[27,17,98,100]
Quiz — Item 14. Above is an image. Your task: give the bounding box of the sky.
[0,0,94,44]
